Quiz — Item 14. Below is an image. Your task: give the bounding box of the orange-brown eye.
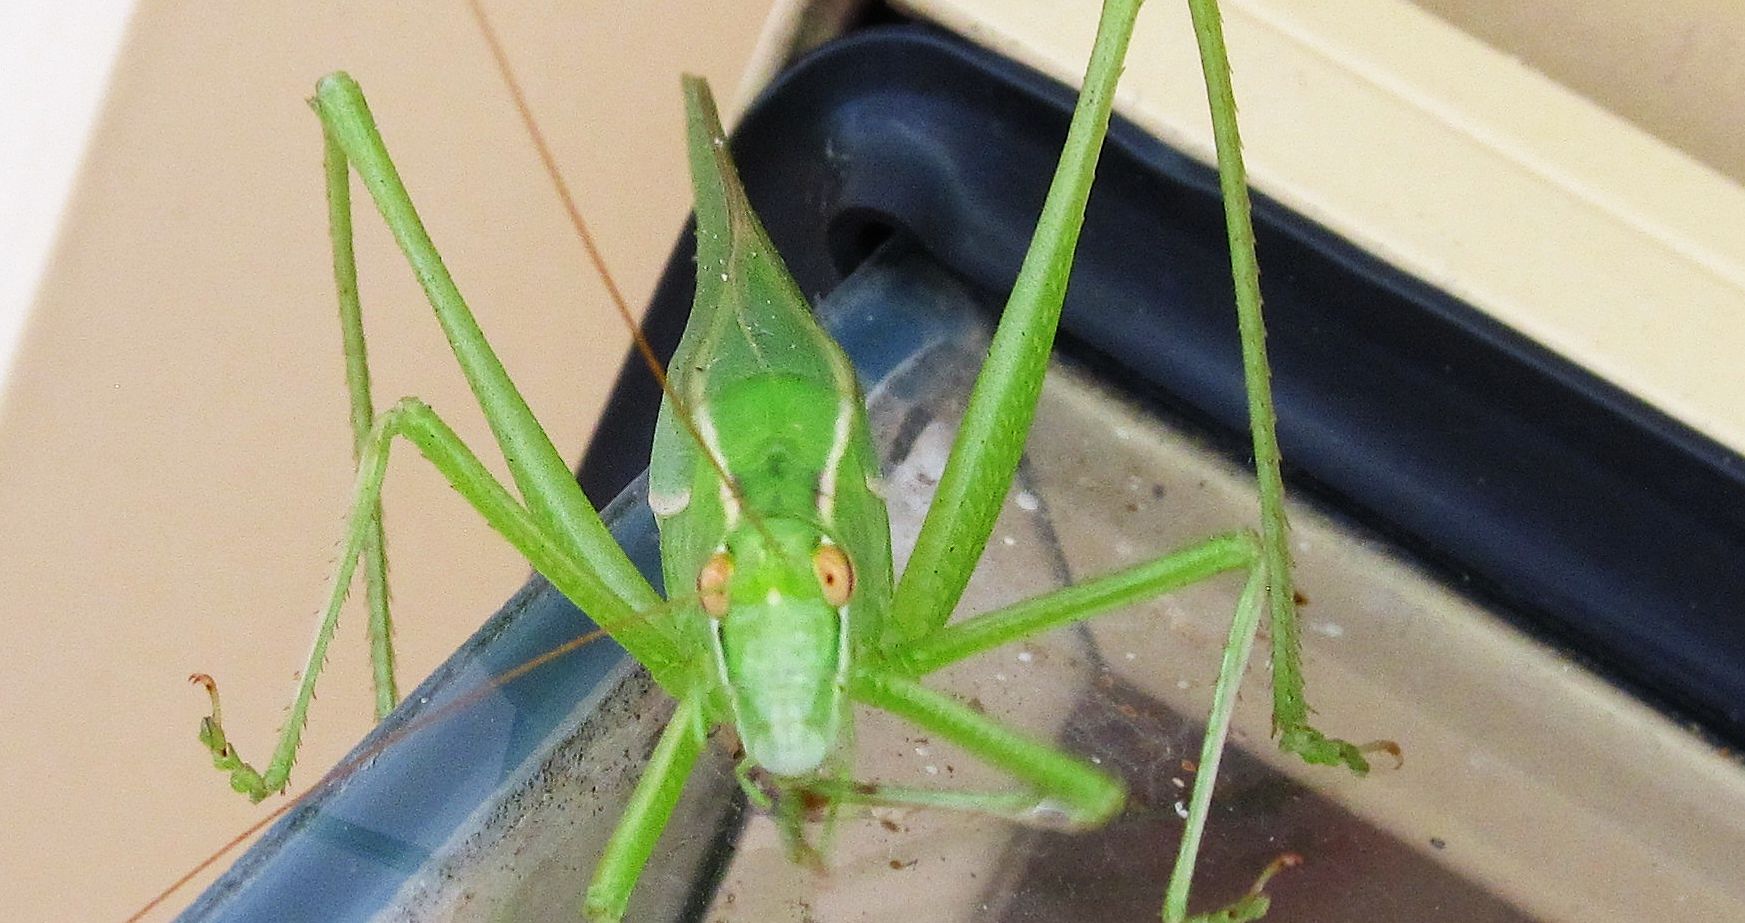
[697,551,734,618]
[813,544,854,607]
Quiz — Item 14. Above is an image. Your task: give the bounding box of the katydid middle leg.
[897,537,1279,919]
[194,395,677,798]
[820,534,1284,921]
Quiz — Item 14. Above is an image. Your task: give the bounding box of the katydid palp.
[174,0,1384,919]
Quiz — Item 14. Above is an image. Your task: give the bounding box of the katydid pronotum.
[175,0,1386,919]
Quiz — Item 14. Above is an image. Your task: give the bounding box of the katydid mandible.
[186,0,1380,919]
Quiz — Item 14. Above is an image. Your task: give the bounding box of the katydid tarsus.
[174,0,1385,919]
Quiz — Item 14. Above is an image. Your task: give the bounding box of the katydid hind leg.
[1183,0,1377,775]
[309,72,684,674]
[852,0,1378,914]
[310,73,660,623]
[324,122,397,719]
[193,79,705,799]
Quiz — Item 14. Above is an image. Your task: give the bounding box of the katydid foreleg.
[584,695,709,923]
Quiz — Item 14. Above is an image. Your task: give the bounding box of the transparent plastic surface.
[184,247,1745,922]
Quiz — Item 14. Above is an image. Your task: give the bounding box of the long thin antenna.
[462,0,745,506]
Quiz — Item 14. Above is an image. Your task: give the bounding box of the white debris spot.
[924,765,939,776]
[1114,427,1131,441]
[1016,650,1034,664]
[914,746,930,757]
[1176,679,1190,690]
[720,272,729,282]
[1310,620,1345,639]
[1090,756,1102,765]
[994,672,1009,682]
[1015,490,1040,512]
[1001,535,1016,547]
[647,485,691,518]
[1123,652,1136,661]
[1171,777,1185,789]
[883,421,955,569]
[766,588,783,605]
[1025,800,1073,827]
[1173,800,1189,820]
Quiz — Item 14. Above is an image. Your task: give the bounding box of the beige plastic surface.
[1410,0,1745,184]
[0,3,774,920]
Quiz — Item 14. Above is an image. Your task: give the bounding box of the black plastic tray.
[590,24,1745,746]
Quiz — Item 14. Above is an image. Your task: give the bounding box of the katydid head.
[703,518,856,777]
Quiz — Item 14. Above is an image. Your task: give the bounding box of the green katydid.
[184,0,1382,919]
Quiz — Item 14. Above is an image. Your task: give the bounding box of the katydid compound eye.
[698,552,733,618]
[812,544,854,606]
